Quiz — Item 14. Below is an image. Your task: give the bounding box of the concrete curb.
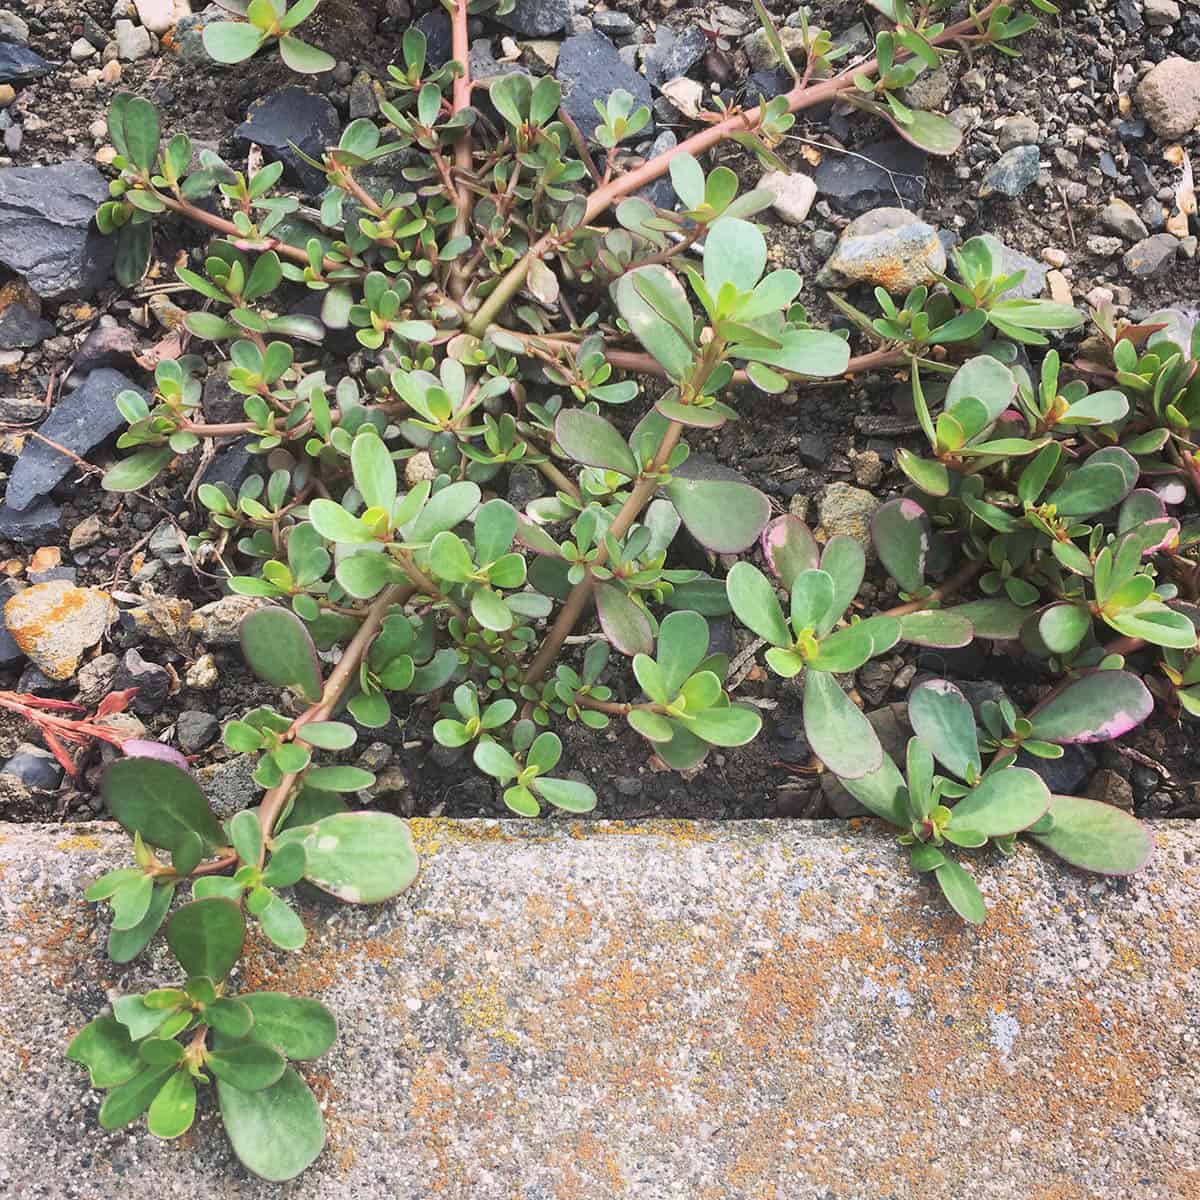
[0,819,1197,1198]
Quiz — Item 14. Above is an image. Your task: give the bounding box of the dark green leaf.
[165,898,245,981]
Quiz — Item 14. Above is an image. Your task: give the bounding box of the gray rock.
[1101,197,1150,242]
[200,437,259,492]
[0,11,31,44]
[818,207,946,293]
[816,482,882,553]
[1136,56,1200,139]
[495,0,570,37]
[0,41,52,83]
[1123,233,1179,277]
[113,648,171,717]
[556,32,652,142]
[0,743,62,791]
[236,88,342,194]
[0,162,115,299]
[591,11,636,39]
[5,369,145,512]
[176,710,220,754]
[997,113,1039,150]
[1017,744,1095,794]
[189,594,269,645]
[114,18,152,61]
[506,464,546,511]
[0,496,62,544]
[194,754,263,818]
[644,26,707,87]
[901,65,954,111]
[635,130,677,209]
[8,818,1195,1196]
[0,281,52,349]
[73,320,140,373]
[76,651,120,706]
[742,25,806,72]
[1145,0,1181,24]
[813,138,927,216]
[979,144,1040,199]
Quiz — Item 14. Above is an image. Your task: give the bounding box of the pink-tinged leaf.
[121,740,191,770]
[1028,794,1154,876]
[1137,517,1180,556]
[1028,671,1153,744]
[759,515,819,590]
[594,581,654,657]
[872,498,930,593]
[1117,488,1165,534]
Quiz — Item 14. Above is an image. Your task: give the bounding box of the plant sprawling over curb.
[66,0,1196,1179]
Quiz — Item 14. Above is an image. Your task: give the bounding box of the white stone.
[133,0,177,34]
[759,170,818,226]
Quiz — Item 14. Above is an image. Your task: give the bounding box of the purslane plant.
[65,0,1198,1180]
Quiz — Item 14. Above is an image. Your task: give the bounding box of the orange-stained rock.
[2,579,113,679]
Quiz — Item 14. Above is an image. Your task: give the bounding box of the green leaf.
[656,609,709,696]
[934,859,986,925]
[336,550,398,599]
[803,670,882,780]
[948,767,1050,836]
[872,498,929,593]
[259,894,308,950]
[404,481,481,543]
[554,409,639,477]
[892,108,962,155]
[627,709,674,742]
[207,1042,288,1092]
[946,355,1016,426]
[230,809,263,867]
[951,598,1026,640]
[102,759,224,852]
[704,217,767,295]
[351,432,397,515]
[109,882,174,963]
[296,721,357,751]
[470,587,513,633]
[989,298,1082,331]
[304,766,375,792]
[67,1017,142,1089]
[429,531,475,582]
[99,1065,174,1130]
[806,623,878,673]
[165,898,246,981]
[308,498,373,544]
[473,499,518,564]
[278,36,336,73]
[898,611,973,649]
[838,752,909,826]
[203,20,266,61]
[206,998,254,1039]
[147,1069,196,1139]
[665,477,770,554]
[612,266,695,380]
[218,1068,325,1182]
[816,536,865,636]
[241,607,323,702]
[1105,602,1198,649]
[110,874,154,931]
[238,994,337,1060]
[895,448,951,496]
[1027,794,1153,875]
[594,581,653,656]
[726,561,790,647]
[908,680,981,782]
[1035,603,1091,655]
[102,447,175,493]
[120,96,160,172]
[1028,671,1153,744]
[680,703,762,747]
[298,812,419,902]
[760,514,819,589]
[531,776,598,813]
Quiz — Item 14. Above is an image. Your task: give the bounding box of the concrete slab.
[0,819,1197,1199]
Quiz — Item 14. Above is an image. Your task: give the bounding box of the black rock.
[0,43,52,85]
[556,32,653,143]
[0,163,115,299]
[114,648,171,717]
[236,89,342,194]
[0,285,52,349]
[1116,0,1144,33]
[1,743,62,791]
[201,362,244,425]
[201,437,260,492]
[28,566,75,585]
[0,496,62,544]
[496,0,571,37]
[0,579,22,667]
[1016,744,1095,795]
[1129,156,1157,197]
[636,130,678,209]
[506,463,546,511]
[814,138,927,216]
[744,68,792,106]
[176,710,220,754]
[644,26,708,87]
[6,368,146,512]
[414,10,451,68]
[591,11,636,39]
[1116,118,1147,143]
[73,321,139,372]
[979,144,1040,200]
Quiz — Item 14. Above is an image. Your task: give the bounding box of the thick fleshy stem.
[255,583,412,859]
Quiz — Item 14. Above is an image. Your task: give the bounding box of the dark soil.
[1,0,1198,826]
